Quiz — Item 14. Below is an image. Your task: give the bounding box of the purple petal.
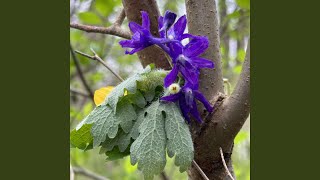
[179,97,190,123]
[125,47,144,55]
[161,93,181,102]
[183,88,194,109]
[128,22,143,33]
[180,33,195,40]
[169,42,183,61]
[119,40,135,48]
[194,90,213,113]
[158,16,165,38]
[160,10,177,31]
[179,64,199,87]
[164,65,179,87]
[141,11,150,30]
[191,57,214,68]
[173,15,187,39]
[189,101,203,123]
[184,36,209,57]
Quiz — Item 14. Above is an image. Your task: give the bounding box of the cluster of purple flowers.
[119,10,214,123]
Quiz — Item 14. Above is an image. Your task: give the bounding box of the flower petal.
[128,22,143,33]
[190,101,203,123]
[179,97,191,123]
[173,15,187,39]
[179,64,199,87]
[141,11,150,30]
[160,10,177,31]
[158,16,165,38]
[191,57,214,68]
[164,65,179,87]
[161,93,181,102]
[168,42,183,61]
[125,47,144,55]
[119,39,135,48]
[184,36,209,57]
[193,90,213,113]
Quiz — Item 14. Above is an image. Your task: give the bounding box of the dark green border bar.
[0,1,69,179]
[252,0,320,179]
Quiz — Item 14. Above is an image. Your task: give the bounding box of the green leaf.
[130,110,146,140]
[130,101,167,180]
[106,65,152,112]
[70,124,93,150]
[116,98,137,133]
[101,129,132,153]
[163,102,194,172]
[81,104,120,147]
[78,12,102,25]
[105,146,130,161]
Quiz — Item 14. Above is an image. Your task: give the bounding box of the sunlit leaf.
[94,86,114,106]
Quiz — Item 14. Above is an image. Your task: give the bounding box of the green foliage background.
[70,0,250,179]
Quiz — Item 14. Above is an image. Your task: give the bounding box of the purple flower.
[161,83,213,123]
[119,11,173,55]
[159,10,177,32]
[159,13,193,41]
[164,37,214,87]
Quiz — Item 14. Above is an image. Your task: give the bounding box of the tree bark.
[122,0,171,70]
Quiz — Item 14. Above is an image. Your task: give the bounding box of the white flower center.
[168,83,181,94]
[168,35,174,40]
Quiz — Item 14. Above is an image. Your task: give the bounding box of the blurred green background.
[70,0,250,179]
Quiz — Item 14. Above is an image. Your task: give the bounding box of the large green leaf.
[80,104,120,147]
[130,101,167,180]
[116,99,137,133]
[163,102,194,172]
[70,124,93,150]
[101,129,132,153]
[105,146,130,161]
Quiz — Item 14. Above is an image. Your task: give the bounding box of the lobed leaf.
[130,101,167,180]
[163,102,194,172]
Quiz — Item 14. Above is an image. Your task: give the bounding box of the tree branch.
[121,0,171,70]
[220,39,250,141]
[70,44,94,101]
[74,49,124,82]
[70,88,89,97]
[70,9,131,39]
[72,166,109,180]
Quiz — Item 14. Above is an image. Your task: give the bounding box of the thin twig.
[72,166,109,180]
[219,147,235,180]
[74,49,124,82]
[70,44,94,101]
[192,160,209,180]
[70,88,89,97]
[70,9,131,39]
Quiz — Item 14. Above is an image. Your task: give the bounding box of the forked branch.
[70,9,131,39]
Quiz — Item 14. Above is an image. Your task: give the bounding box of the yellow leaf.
[94,86,114,106]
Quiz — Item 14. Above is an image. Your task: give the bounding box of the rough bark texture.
[122,0,250,179]
[122,0,171,70]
